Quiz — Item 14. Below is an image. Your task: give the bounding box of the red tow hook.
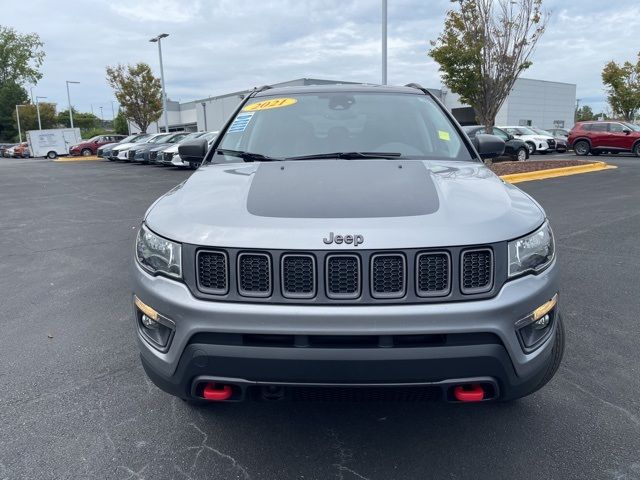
[202,383,233,401]
[453,384,485,402]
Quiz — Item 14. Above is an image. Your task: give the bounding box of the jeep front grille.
[238,253,272,297]
[461,249,493,294]
[371,254,405,298]
[326,255,361,299]
[416,252,450,297]
[281,254,315,298]
[197,251,228,294]
[192,246,498,304]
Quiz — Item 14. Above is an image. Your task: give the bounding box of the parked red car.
[568,121,640,156]
[69,134,126,156]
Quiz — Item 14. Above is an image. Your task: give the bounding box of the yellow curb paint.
[500,162,617,184]
[54,156,101,162]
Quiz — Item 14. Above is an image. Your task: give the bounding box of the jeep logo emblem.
[323,232,364,247]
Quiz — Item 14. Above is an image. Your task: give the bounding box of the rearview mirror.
[178,138,209,162]
[472,134,506,160]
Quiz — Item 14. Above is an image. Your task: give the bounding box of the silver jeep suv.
[132,84,563,404]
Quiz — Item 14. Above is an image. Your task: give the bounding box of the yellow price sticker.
[438,130,451,141]
[243,98,298,111]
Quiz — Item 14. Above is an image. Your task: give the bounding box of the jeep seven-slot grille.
[461,249,493,293]
[194,247,496,303]
[416,252,450,296]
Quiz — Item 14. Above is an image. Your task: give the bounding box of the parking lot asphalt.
[0,155,639,480]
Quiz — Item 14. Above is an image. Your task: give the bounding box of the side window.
[581,124,592,131]
[609,123,624,133]
[591,124,608,132]
[492,129,508,140]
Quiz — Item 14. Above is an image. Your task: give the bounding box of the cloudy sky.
[3,0,640,118]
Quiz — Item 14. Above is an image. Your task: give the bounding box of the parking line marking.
[501,161,617,184]
[54,156,101,162]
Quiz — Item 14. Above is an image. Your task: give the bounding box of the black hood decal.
[246,160,439,218]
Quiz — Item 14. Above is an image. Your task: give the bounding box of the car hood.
[145,160,545,249]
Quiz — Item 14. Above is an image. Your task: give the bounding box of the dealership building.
[138,76,576,134]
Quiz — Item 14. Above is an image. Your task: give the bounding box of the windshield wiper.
[216,148,281,162]
[286,151,403,161]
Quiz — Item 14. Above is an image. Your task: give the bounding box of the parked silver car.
[132,84,562,405]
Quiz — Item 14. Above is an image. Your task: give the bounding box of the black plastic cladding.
[183,243,507,305]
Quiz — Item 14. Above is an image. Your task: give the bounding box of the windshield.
[215,92,472,162]
[503,127,536,136]
[623,122,640,132]
[148,134,172,143]
[133,134,151,143]
[532,128,552,136]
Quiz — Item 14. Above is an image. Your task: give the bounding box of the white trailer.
[26,128,82,159]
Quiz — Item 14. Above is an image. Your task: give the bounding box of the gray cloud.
[3,0,639,118]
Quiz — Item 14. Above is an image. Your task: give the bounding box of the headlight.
[508,221,555,278]
[136,224,182,278]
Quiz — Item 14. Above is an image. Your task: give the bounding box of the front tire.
[81,148,92,156]
[573,140,590,156]
[47,151,57,159]
[633,143,640,157]
[526,142,536,155]
[516,147,528,162]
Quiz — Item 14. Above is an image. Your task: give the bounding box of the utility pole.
[65,81,80,128]
[381,0,387,85]
[150,33,170,133]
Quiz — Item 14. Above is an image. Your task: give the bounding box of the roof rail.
[405,83,438,100]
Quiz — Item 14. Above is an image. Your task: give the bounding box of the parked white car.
[499,126,556,154]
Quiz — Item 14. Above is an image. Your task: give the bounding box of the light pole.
[99,106,104,126]
[381,0,387,85]
[15,104,28,142]
[150,33,170,133]
[65,81,80,128]
[36,96,47,130]
[201,102,208,131]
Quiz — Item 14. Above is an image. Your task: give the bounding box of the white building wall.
[442,78,576,129]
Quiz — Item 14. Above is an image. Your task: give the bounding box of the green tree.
[0,81,29,141]
[106,63,162,133]
[57,108,101,134]
[601,53,640,121]
[429,0,549,132]
[11,102,57,132]
[575,105,595,122]
[113,109,129,135]
[0,26,45,86]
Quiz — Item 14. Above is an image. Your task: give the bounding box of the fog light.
[133,295,175,351]
[515,294,558,352]
[533,314,550,330]
[141,314,159,329]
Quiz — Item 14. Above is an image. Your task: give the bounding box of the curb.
[500,161,617,184]
[54,156,101,162]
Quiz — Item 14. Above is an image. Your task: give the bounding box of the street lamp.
[99,106,104,126]
[381,0,387,85]
[15,104,28,142]
[36,96,47,130]
[66,81,80,128]
[150,33,170,133]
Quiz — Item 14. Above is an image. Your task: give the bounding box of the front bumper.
[132,259,559,401]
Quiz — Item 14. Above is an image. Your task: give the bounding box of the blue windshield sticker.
[228,112,254,133]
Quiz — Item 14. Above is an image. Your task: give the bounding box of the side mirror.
[507,134,514,140]
[178,138,209,162]
[623,128,631,134]
[472,134,506,160]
